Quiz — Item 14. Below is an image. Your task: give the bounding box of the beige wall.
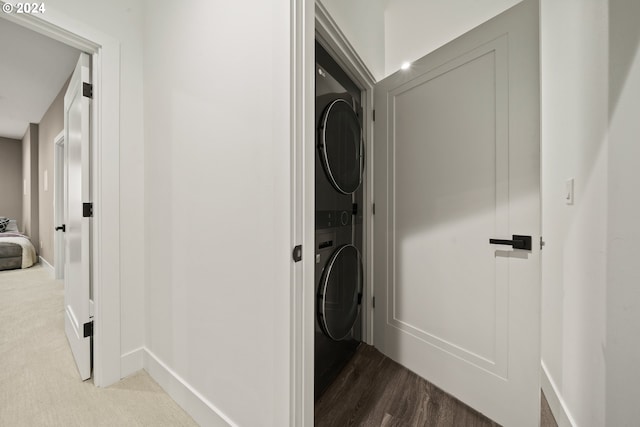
[38,79,69,265]
[21,124,39,248]
[0,137,23,226]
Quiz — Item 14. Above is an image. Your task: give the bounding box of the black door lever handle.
[489,235,532,250]
[55,224,66,232]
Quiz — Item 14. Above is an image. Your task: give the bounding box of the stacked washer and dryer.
[315,42,365,399]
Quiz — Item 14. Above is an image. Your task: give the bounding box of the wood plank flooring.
[315,344,558,427]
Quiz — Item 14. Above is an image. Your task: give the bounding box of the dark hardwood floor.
[315,344,558,427]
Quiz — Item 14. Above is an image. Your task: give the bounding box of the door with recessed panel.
[373,1,540,425]
[64,52,92,380]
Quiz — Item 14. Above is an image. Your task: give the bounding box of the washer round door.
[319,99,364,194]
[318,244,362,341]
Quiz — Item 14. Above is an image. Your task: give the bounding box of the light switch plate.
[565,178,574,205]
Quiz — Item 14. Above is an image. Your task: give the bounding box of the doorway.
[0,2,122,387]
[294,1,544,426]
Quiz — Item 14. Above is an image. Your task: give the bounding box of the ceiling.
[0,18,81,140]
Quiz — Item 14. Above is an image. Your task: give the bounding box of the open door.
[373,1,540,425]
[64,52,92,380]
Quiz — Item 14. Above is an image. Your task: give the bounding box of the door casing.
[290,1,377,425]
[0,1,122,387]
[315,1,376,349]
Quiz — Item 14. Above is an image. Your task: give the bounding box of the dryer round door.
[318,244,362,341]
[319,99,364,194]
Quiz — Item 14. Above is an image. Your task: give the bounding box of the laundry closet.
[310,1,542,425]
[314,41,365,398]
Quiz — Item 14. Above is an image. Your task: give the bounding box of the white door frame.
[53,130,64,280]
[290,1,376,425]
[0,2,121,387]
[315,1,377,345]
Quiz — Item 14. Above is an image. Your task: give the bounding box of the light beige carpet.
[0,264,198,427]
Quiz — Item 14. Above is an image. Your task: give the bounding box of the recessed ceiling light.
[401,62,411,70]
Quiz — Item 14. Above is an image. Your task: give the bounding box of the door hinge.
[372,296,376,308]
[372,109,376,122]
[83,321,93,338]
[292,245,302,262]
[83,202,93,218]
[372,203,376,215]
[540,236,545,250]
[83,82,93,99]
[357,292,363,305]
[352,203,358,216]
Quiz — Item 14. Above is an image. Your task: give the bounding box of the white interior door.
[64,52,92,380]
[373,1,540,426]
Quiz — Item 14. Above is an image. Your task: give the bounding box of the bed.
[0,219,37,271]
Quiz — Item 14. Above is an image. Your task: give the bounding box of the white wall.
[318,0,386,80]
[607,0,640,424]
[143,0,291,425]
[47,0,146,372]
[540,1,608,426]
[384,0,521,75]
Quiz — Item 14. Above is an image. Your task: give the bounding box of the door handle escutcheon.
[489,235,532,250]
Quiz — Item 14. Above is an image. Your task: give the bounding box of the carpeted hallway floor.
[0,264,198,427]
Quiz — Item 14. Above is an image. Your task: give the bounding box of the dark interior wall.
[0,137,23,226]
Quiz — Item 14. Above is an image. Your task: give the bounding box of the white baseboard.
[39,256,54,276]
[541,361,577,427]
[121,347,144,378]
[143,348,235,427]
